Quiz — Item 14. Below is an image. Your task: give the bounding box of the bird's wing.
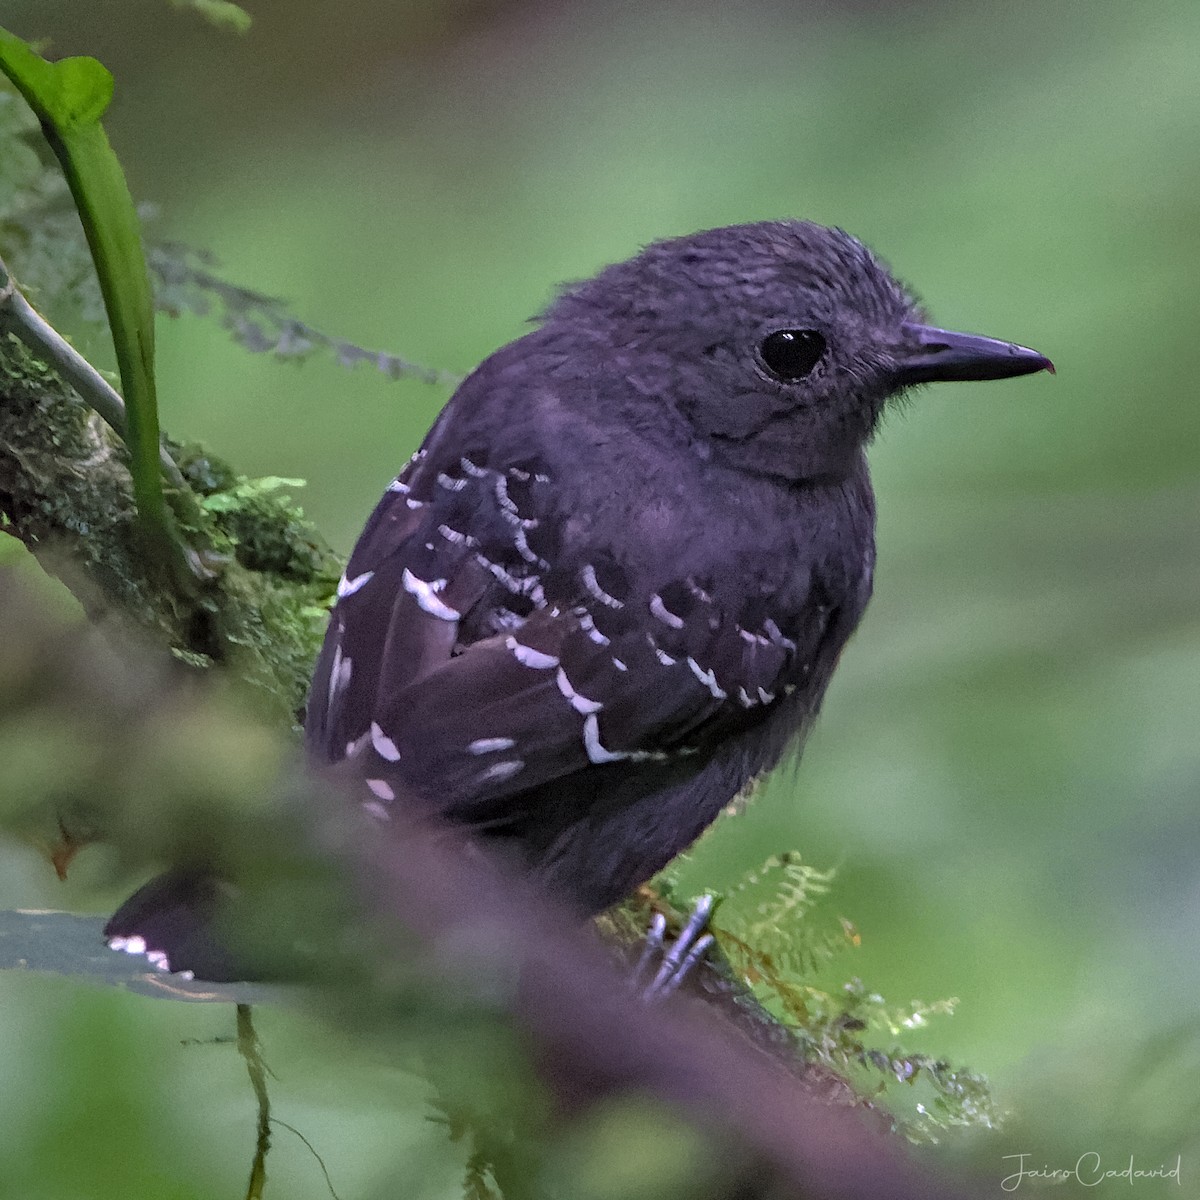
[306,445,825,822]
[306,444,478,761]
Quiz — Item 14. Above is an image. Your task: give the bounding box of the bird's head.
[544,220,1052,483]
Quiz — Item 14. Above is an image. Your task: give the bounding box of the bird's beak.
[895,322,1054,386]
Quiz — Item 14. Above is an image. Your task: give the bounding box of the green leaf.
[0,33,114,128]
[168,0,253,34]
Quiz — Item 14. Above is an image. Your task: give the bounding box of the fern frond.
[651,845,1001,1143]
[0,95,455,389]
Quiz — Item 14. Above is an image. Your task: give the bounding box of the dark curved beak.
[895,322,1054,386]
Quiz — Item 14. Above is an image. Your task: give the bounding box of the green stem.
[51,130,168,537]
[0,28,188,571]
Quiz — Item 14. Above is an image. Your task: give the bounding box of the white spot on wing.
[687,657,727,700]
[364,800,391,821]
[402,568,461,621]
[506,635,558,669]
[370,721,402,762]
[460,455,488,477]
[327,634,352,725]
[387,477,410,494]
[437,471,468,492]
[650,593,684,629]
[577,612,611,646]
[337,570,374,599]
[581,564,623,609]
[367,778,395,802]
[438,523,477,547]
[477,555,544,604]
[556,667,603,714]
[490,607,524,633]
[764,618,797,652]
[469,737,517,754]
[583,713,628,763]
[495,475,519,513]
[654,646,676,667]
[513,526,544,564]
[500,506,537,530]
[123,936,147,956]
[481,759,524,783]
[405,497,424,509]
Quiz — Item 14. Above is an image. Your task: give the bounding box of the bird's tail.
[104,869,246,983]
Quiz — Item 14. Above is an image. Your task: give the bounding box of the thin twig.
[0,254,188,491]
[271,1120,343,1200]
[237,1004,272,1200]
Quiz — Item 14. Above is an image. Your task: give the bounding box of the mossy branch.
[0,323,340,726]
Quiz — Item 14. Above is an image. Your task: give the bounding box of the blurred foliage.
[168,0,252,35]
[148,240,458,384]
[0,570,954,1200]
[0,0,1198,1195]
[0,73,451,387]
[0,567,534,1199]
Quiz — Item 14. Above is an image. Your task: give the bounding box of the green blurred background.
[3,0,1199,1195]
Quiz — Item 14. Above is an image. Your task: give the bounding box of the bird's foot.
[633,894,717,1002]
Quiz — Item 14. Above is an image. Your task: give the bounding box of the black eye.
[758,329,826,381]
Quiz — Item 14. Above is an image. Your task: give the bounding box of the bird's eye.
[758,329,826,381]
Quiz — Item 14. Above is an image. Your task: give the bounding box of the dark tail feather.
[104,869,246,983]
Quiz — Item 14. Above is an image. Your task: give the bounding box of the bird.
[106,219,1052,980]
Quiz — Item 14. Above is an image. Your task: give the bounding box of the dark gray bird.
[305,220,1051,912]
[107,220,1051,978]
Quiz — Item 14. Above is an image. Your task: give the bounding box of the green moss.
[168,440,239,496]
[0,332,343,732]
[199,474,339,584]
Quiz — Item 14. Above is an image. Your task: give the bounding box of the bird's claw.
[634,894,717,1002]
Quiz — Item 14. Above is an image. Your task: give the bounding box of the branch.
[0,327,339,726]
[0,254,187,489]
